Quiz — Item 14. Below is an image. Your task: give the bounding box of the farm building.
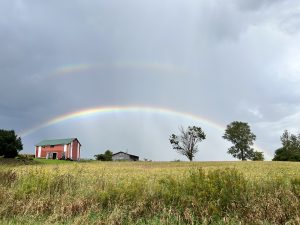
[35,138,81,160]
[112,152,139,161]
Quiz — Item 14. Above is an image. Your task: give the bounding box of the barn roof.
[112,151,139,158]
[35,138,80,146]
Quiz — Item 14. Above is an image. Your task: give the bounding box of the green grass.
[0,157,38,166]
[33,158,79,164]
[0,158,92,166]
[1,161,300,224]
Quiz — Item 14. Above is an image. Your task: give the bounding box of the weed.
[1,161,300,224]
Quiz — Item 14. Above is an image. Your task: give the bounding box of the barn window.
[50,145,55,148]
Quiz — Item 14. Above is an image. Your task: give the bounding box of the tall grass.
[1,162,300,224]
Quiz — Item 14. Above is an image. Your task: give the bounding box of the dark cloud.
[0,0,299,160]
[233,0,282,11]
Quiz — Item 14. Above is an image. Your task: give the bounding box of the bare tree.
[169,126,206,161]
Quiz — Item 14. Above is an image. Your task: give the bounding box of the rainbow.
[50,62,188,78]
[53,63,91,76]
[20,105,267,155]
[20,105,225,137]
[25,61,271,158]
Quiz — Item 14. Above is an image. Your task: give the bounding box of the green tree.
[223,121,256,161]
[169,126,206,161]
[0,129,23,158]
[252,151,264,161]
[94,150,113,161]
[273,130,300,161]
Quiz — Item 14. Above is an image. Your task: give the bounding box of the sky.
[1,0,300,161]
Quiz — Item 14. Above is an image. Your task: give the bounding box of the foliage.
[0,129,23,158]
[33,158,76,164]
[252,151,264,161]
[0,158,39,166]
[273,130,300,161]
[169,126,206,161]
[223,121,256,161]
[94,150,113,161]
[18,154,35,159]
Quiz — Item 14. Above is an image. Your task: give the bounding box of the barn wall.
[130,155,139,161]
[40,145,64,159]
[66,144,71,159]
[71,139,79,160]
[77,142,80,160]
[112,153,132,161]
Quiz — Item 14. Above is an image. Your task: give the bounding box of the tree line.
[169,121,291,162]
[0,126,299,162]
[273,130,300,161]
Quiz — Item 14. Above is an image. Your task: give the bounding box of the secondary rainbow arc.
[51,62,188,78]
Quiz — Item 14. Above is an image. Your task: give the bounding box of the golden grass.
[1,161,300,224]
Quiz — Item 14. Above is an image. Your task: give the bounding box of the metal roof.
[35,138,78,146]
[112,151,139,158]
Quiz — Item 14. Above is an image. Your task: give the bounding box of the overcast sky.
[1,0,300,161]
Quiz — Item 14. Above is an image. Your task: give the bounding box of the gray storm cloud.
[0,0,300,160]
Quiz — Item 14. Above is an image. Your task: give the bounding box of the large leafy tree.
[223,121,256,161]
[273,130,300,161]
[0,129,23,158]
[169,126,206,161]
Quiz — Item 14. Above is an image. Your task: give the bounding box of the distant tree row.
[273,130,300,161]
[170,121,264,161]
[0,126,298,162]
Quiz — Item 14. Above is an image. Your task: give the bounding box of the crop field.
[1,160,300,225]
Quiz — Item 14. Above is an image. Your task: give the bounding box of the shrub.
[94,150,113,161]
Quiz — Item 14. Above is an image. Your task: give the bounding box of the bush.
[16,154,35,161]
[252,151,264,161]
[94,150,113,161]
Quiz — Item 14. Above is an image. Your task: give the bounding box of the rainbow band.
[20,105,266,157]
[52,62,188,77]
[20,106,224,137]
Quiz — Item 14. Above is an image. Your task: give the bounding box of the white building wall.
[63,144,67,158]
[38,146,41,158]
[70,141,73,159]
[77,143,80,160]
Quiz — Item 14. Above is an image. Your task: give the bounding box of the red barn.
[35,138,81,160]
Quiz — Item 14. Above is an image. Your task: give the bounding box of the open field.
[1,160,300,224]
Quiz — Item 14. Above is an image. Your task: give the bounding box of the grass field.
[1,160,300,224]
